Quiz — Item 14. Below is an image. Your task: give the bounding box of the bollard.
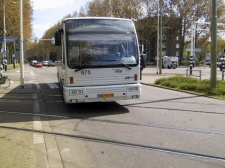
[222,70,225,80]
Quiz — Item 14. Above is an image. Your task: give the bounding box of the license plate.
[98,93,114,98]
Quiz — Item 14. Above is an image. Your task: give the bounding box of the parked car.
[31,60,37,66]
[42,61,48,66]
[205,60,211,66]
[35,62,43,68]
[47,60,55,67]
[54,61,61,66]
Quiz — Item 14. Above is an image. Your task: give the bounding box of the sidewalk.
[1,67,35,91]
[0,67,49,168]
[141,66,182,84]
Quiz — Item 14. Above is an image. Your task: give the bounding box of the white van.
[31,60,37,66]
[162,56,178,69]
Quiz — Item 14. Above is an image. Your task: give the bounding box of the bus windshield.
[65,19,139,69]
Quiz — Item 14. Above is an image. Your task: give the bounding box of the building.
[136,16,182,62]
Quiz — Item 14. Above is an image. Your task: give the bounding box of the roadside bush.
[155,78,167,85]
[146,62,157,66]
[154,76,225,99]
[160,80,177,88]
[208,81,225,96]
[179,83,199,91]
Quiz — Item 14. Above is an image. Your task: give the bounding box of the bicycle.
[0,74,10,88]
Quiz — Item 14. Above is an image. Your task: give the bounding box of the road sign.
[0,37,17,42]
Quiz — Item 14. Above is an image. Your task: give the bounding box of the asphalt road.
[0,65,225,168]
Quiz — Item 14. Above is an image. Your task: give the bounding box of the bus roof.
[63,17,132,22]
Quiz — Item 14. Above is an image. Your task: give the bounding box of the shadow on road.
[0,82,129,124]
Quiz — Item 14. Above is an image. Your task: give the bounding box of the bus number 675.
[81,70,91,75]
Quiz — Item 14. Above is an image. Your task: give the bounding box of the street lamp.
[20,0,24,88]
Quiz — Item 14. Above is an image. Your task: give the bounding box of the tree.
[0,0,33,64]
[86,0,145,19]
[163,0,225,63]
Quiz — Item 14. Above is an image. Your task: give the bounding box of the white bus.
[55,17,146,104]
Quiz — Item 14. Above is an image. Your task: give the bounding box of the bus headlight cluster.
[69,89,84,95]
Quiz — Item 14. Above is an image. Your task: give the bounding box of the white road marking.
[33,116,44,144]
[33,94,44,144]
[48,83,59,89]
[30,71,35,76]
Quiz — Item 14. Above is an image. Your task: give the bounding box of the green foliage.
[87,0,144,19]
[146,62,156,66]
[155,76,225,98]
[0,0,33,65]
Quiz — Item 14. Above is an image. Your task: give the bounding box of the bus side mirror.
[55,30,62,46]
[140,54,147,69]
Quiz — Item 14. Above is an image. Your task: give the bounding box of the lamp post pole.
[3,0,7,71]
[159,0,162,74]
[20,0,24,88]
[210,0,217,88]
[156,0,159,74]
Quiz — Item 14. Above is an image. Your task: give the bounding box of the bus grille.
[75,75,130,86]
[85,86,125,94]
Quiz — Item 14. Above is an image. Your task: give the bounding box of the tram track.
[1,110,225,136]
[125,105,225,115]
[0,124,225,162]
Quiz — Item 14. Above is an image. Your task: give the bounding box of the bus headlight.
[69,89,84,95]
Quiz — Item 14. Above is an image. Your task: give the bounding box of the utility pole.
[159,0,162,74]
[211,0,217,88]
[156,0,159,74]
[109,0,112,17]
[20,0,24,88]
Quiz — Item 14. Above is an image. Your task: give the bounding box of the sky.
[31,0,91,39]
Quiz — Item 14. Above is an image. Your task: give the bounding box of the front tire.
[0,77,10,88]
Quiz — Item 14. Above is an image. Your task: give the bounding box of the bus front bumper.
[63,84,141,103]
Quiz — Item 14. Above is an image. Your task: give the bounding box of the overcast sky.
[31,0,91,39]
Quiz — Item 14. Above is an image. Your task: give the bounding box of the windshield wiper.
[75,66,86,72]
[94,59,117,62]
[119,61,132,70]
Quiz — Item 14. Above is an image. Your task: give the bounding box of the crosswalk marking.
[47,83,59,89]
